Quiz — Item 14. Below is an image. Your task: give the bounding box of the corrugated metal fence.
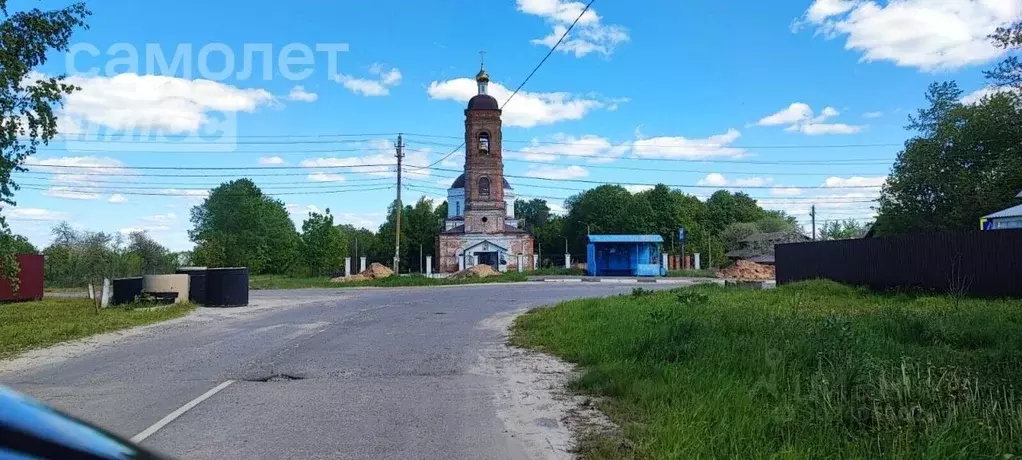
[776,230,1022,297]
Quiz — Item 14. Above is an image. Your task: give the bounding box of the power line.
[426,0,597,169]
[17,180,393,191]
[24,163,395,171]
[500,158,887,176]
[19,184,394,197]
[404,136,905,152]
[412,165,886,190]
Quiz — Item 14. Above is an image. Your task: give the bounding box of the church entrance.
[476,252,499,270]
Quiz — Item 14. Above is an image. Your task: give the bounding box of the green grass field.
[512,281,1022,459]
[249,272,528,290]
[666,269,716,278]
[0,299,195,360]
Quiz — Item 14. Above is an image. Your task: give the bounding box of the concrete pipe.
[142,274,190,304]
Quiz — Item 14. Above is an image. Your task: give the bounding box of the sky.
[7,0,1020,251]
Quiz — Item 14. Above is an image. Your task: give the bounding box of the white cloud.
[25,156,132,186]
[160,189,210,201]
[120,213,178,234]
[516,133,629,163]
[108,194,127,204]
[862,111,884,118]
[524,165,589,180]
[335,212,386,230]
[287,85,318,102]
[258,156,287,165]
[631,129,746,159]
[961,85,1021,104]
[624,185,654,194]
[301,139,431,179]
[60,73,275,133]
[770,187,804,196]
[797,0,1022,70]
[824,176,887,188]
[426,78,610,128]
[517,0,630,57]
[548,202,568,215]
[307,172,346,183]
[758,103,864,135]
[332,64,402,97]
[697,173,729,186]
[733,177,773,187]
[43,186,100,200]
[4,207,68,221]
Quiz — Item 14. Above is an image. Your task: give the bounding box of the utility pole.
[810,204,817,241]
[394,134,404,274]
[420,244,423,274]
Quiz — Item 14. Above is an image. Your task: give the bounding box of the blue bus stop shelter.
[586,235,666,277]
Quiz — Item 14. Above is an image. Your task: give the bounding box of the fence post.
[517,254,524,273]
[426,256,433,277]
[662,253,669,273]
[345,257,352,277]
[694,253,701,270]
[565,254,571,269]
[533,254,539,271]
[101,278,111,308]
[88,283,95,300]
[360,257,367,273]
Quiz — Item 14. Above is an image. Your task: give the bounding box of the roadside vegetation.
[666,269,715,278]
[0,299,195,360]
[512,281,1022,458]
[249,272,528,290]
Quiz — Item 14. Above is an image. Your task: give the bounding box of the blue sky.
[8,0,1019,250]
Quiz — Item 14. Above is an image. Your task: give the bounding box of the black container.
[175,267,208,305]
[111,277,144,306]
[204,267,249,307]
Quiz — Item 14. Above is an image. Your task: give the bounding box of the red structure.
[0,254,44,302]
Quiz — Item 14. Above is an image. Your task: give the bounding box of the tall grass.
[511,281,1022,458]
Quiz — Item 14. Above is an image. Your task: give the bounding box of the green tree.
[820,220,870,241]
[721,222,760,251]
[126,231,176,275]
[514,198,550,232]
[875,84,1022,234]
[986,22,1021,89]
[704,191,765,234]
[0,2,90,286]
[300,209,346,276]
[189,179,300,274]
[337,224,376,263]
[564,185,654,253]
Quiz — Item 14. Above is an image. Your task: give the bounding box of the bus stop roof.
[587,235,664,244]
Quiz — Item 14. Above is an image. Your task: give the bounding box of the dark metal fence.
[776,230,1022,297]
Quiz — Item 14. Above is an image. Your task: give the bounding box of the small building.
[586,235,666,277]
[726,230,809,265]
[981,191,1022,230]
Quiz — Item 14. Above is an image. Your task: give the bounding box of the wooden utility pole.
[810,204,817,241]
[394,134,404,274]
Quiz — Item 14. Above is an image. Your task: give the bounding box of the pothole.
[245,373,307,383]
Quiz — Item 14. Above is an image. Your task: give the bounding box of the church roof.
[450,173,512,190]
[467,94,499,111]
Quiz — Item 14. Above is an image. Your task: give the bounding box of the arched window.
[455,201,461,216]
[479,177,491,197]
[478,132,490,154]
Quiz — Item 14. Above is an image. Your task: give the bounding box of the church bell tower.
[462,58,506,234]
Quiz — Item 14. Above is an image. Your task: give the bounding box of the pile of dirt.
[716,260,775,280]
[450,264,500,280]
[332,263,394,283]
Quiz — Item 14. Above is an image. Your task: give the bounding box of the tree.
[126,231,175,275]
[514,198,550,232]
[704,191,765,234]
[300,209,346,276]
[820,220,870,241]
[986,22,1022,89]
[564,185,654,253]
[189,179,300,274]
[337,224,376,263]
[721,222,760,251]
[875,84,1022,235]
[0,2,90,286]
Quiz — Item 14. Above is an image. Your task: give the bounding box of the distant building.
[586,235,666,277]
[981,191,1022,230]
[726,230,809,265]
[436,61,535,273]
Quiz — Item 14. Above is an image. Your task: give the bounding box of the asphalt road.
[0,283,676,460]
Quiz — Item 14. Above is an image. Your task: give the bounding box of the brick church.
[437,63,535,273]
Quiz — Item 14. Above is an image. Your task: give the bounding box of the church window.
[479,177,491,197]
[478,132,490,154]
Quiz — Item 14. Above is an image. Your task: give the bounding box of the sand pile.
[332,263,395,282]
[450,264,501,280]
[716,260,775,280]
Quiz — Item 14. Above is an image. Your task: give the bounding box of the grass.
[511,280,1022,459]
[666,269,716,278]
[249,272,528,290]
[0,298,195,360]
